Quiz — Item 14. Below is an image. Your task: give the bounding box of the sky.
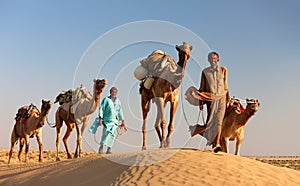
[0,0,299,156]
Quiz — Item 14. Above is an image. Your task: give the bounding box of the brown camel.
[190,98,260,155]
[140,42,192,150]
[8,100,52,164]
[220,98,260,155]
[55,79,107,160]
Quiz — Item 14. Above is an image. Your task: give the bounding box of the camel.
[55,79,107,160]
[220,98,260,155]
[190,98,260,155]
[8,100,52,164]
[140,42,192,150]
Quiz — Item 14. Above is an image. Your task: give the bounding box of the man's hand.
[121,120,127,131]
[199,103,204,111]
[121,120,125,127]
[226,92,231,104]
[99,118,103,126]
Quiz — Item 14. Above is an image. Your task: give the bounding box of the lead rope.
[46,117,56,128]
[92,124,127,146]
[180,92,202,127]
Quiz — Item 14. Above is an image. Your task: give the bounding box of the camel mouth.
[95,79,108,92]
[250,110,258,115]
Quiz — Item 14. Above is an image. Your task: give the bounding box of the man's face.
[208,54,219,68]
[110,89,118,98]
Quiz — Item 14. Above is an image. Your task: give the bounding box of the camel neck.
[94,92,101,103]
[38,107,50,127]
[176,58,187,74]
[88,92,101,114]
[237,110,252,126]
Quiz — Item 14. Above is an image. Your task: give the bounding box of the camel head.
[175,41,193,69]
[38,99,52,127]
[245,99,260,116]
[93,79,108,95]
[41,99,52,115]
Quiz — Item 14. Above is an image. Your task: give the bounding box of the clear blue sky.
[1,0,299,156]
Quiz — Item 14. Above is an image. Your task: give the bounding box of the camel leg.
[166,100,178,148]
[63,123,74,159]
[81,116,90,135]
[141,95,150,150]
[8,127,19,164]
[36,133,44,162]
[160,120,167,147]
[55,113,63,161]
[24,136,30,163]
[154,97,165,148]
[8,140,18,164]
[235,135,244,156]
[221,137,229,153]
[74,122,82,158]
[74,116,90,157]
[18,138,25,163]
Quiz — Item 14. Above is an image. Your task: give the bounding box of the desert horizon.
[1,148,300,185]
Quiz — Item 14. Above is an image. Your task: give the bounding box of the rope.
[181,92,192,127]
[116,125,127,138]
[93,131,101,145]
[92,125,127,145]
[180,92,204,127]
[46,117,56,128]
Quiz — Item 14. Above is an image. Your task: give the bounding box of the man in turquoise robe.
[98,87,125,154]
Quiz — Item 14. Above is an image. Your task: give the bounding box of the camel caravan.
[8,79,107,163]
[8,42,259,163]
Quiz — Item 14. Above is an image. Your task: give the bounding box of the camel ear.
[42,99,45,104]
[246,98,249,102]
[189,45,193,51]
[93,79,96,82]
[176,45,180,51]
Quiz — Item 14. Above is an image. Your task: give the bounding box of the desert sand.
[1,148,300,186]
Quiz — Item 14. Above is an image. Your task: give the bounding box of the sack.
[144,77,155,89]
[88,117,100,134]
[134,65,148,80]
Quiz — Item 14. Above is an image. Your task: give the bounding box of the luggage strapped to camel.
[134,50,177,89]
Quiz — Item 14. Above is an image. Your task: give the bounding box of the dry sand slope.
[0,149,300,186]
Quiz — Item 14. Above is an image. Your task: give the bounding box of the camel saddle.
[55,86,92,105]
[54,89,73,105]
[15,104,38,125]
[56,86,92,114]
[224,98,245,117]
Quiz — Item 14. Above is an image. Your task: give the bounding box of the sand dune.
[1,149,300,186]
